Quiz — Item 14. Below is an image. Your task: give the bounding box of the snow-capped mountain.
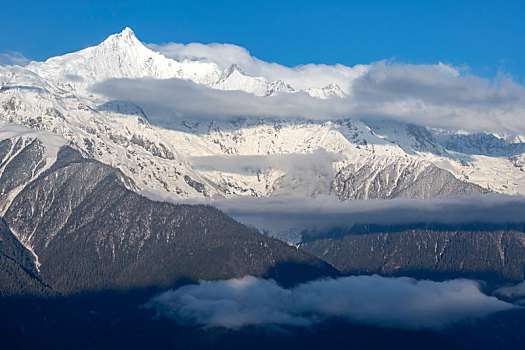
[23,27,341,99]
[1,27,525,206]
[26,27,220,90]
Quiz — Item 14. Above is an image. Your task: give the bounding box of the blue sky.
[1,0,524,80]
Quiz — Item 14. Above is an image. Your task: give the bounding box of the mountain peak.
[23,28,346,100]
[102,27,140,47]
[121,27,135,36]
[25,26,185,89]
[118,27,139,42]
[222,64,245,78]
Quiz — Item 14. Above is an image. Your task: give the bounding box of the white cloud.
[0,51,30,67]
[350,62,525,133]
[93,60,525,134]
[93,77,349,123]
[190,149,342,174]
[494,281,525,299]
[145,275,516,330]
[147,42,367,93]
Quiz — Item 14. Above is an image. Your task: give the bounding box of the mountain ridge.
[1,144,337,296]
[23,27,342,99]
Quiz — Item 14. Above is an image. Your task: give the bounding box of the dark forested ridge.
[0,218,50,297]
[301,224,525,283]
[0,146,336,296]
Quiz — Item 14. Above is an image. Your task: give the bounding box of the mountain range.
[1,27,524,209]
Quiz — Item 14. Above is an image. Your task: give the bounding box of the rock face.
[301,224,525,283]
[2,146,336,296]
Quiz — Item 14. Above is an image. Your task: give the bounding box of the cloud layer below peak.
[146,275,517,330]
[211,194,525,242]
[94,45,525,134]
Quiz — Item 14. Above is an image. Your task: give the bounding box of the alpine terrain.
[1,28,524,207]
[1,27,525,350]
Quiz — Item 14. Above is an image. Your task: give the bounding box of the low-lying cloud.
[494,281,525,299]
[211,194,525,243]
[145,275,517,330]
[93,77,348,123]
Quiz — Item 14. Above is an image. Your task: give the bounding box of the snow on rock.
[305,84,345,99]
